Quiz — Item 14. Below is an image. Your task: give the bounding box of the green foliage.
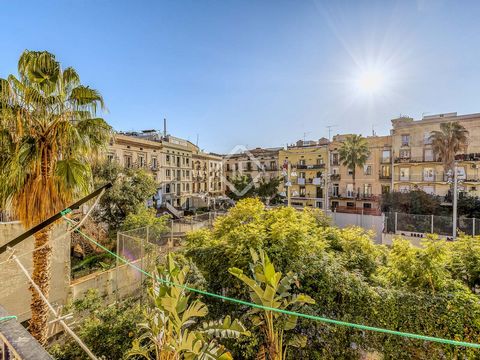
[381,190,446,215]
[127,253,249,360]
[93,161,157,229]
[430,121,469,173]
[226,176,282,205]
[122,207,170,241]
[225,175,256,201]
[185,199,480,359]
[49,290,144,360]
[338,135,370,190]
[229,249,315,360]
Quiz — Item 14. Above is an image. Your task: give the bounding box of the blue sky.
[1,0,480,153]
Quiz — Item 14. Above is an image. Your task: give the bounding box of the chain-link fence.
[385,212,480,237]
[115,211,224,301]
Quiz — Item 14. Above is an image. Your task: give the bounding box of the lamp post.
[447,162,462,240]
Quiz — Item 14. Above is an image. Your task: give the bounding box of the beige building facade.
[328,135,392,214]
[391,113,480,198]
[223,147,282,188]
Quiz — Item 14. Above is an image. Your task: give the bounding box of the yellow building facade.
[391,113,480,198]
[278,141,329,208]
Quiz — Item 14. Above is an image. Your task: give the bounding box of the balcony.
[394,156,438,164]
[330,174,341,181]
[379,173,392,180]
[295,163,325,170]
[454,153,480,161]
[334,206,381,216]
[396,174,444,182]
[380,157,391,164]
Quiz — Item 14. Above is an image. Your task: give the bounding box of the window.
[346,202,355,207]
[332,184,339,197]
[166,154,170,162]
[138,155,145,168]
[316,158,324,165]
[401,134,410,146]
[186,158,189,165]
[300,187,306,197]
[299,172,306,178]
[423,132,432,145]
[331,201,339,209]
[400,168,410,181]
[235,163,239,171]
[165,184,170,193]
[399,149,411,159]
[381,165,391,178]
[331,153,339,166]
[348,169,353,176]
[166,169,171,177]
[382,150,391,163]
[270,161,276,170]
[381,185,391,194]
[226,164,230,171]
[124,155,132,168]
[363,184,372,196]
[424,149,434,162]
[423,168,435,181]
[152,157,157,169]
[363,203,372,209]
[364,165,372,175]
[346,184,354,197]
[186,170,190,177]
[399,185,410,193]
[316,187,323,198]
[299,159,306,165]
[107,153,114,162]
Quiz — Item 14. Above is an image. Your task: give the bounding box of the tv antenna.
[326,125,337,141]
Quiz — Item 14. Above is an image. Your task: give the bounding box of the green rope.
[0,316,17,322]
[63,216,480,350]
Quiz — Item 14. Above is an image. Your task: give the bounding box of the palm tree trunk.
[29,227,52,345]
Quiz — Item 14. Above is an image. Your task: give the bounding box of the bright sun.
[356,70,385,94]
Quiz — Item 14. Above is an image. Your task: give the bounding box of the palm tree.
[429,122,469,175]
[338,135,370,198]
[0,51,111,344]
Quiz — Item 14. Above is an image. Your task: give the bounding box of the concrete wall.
[0,222,70,322]
[328,211,385,243]
[69,259,145,303]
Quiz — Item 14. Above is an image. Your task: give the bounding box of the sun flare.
[355,70,385,94]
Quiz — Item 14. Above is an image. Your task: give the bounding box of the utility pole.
[326,125,337,141]
[287,162,291,207]
[453,163,458,240]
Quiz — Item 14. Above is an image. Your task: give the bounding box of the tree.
[228,249,315,360]
[127,254,250,359]
[0,51,111,343]
[93,161,157,230]
[429,121,469,174]
[121,207,170,242]
[256,177,282,205]
[338,135,370,197]
[225,175,256,201]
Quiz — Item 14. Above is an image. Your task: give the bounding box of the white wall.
[328,211,385,243]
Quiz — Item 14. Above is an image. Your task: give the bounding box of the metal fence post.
[431,215,434,234]
[394,212,398,233]
[169,219,174,248]
[473,218,476,237]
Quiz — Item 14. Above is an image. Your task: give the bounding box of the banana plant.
[127,254,250,360]
[228,249,315,360]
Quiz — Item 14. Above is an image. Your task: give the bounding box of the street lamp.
[447,162,464,240]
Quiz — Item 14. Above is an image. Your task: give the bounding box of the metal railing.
[0,306,52,359]
[384,212,480,237]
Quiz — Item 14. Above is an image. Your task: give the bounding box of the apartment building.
[328,135,392,214]
[107,134,162,183]
[189,147,225,207]
[391,113,480,198]
[223,147,282,186]
[278,139,329,208]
